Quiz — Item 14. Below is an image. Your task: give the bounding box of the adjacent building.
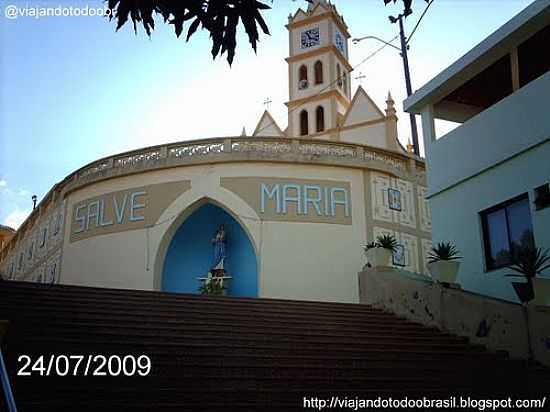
[404,0,550,302]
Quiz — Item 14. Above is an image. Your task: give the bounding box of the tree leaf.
[186,18,201,41]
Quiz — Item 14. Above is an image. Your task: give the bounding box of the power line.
[253,35,399,136]
[406,0,435,45]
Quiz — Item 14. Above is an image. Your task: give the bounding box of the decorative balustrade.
[75,138,412,181]
[299,143,357,158]
[114,150,162,168]
[364,149,407,170]
[231,140,292,154]
[78,160,111,178]
[0,137,422,262]
[169,142,224,158]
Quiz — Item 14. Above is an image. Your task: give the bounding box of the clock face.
[335,32,345,54]
[301,27,320,49]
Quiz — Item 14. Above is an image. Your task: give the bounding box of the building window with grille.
[300,110,309,136]
[481,194,534,271]
[315,106,325,132]
[314,60,323,85]
[298,65,308,89]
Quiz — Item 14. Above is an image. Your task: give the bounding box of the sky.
[0,0,534,229]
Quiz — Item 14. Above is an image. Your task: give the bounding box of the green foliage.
[364,235,399,252]
[363,241,378,251]
[383,0,428,17]
[199,276,226,295]
[376,234,398,252]
[506,246,550,281]
[106,0,272,65]
[428,242,462,263]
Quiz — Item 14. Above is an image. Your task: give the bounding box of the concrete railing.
[359,268,550,366]
[1,136,424,262]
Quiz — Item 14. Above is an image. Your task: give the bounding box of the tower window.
[337,64,342,88]
[316,106,325,133]
[300,110,309,136]
[299,65,308,89]
[314,61,323,85]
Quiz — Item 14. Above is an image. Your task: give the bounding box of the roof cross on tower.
[263,98,272,110]
[355,72,366,86]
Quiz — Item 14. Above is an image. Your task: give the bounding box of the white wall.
[61,163,368,303]
[430,141,550,302]
[424,71,550,197]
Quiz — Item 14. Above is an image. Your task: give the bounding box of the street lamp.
[352,14,420,156]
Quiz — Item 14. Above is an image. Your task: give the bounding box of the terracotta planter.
[534,277,550,305]
[365,248,392,268]
[427,260,460,284]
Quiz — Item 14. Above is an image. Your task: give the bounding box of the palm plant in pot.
[506,246,550,304]
[427,242,462,284]
[364,234,398,268]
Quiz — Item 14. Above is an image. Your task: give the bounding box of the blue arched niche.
[162,203,258,297]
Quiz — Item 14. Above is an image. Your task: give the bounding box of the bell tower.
[285,0,352,138]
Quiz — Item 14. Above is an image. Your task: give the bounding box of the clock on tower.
[301,27,320,48]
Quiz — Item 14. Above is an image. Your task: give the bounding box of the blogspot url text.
[303,396,547,411]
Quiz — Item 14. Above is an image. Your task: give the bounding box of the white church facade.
[0,1,431,303]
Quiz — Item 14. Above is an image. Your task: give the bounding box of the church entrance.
[161,203,258,297]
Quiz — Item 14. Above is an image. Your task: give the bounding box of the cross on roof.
[355,72,366,86]
[263,98,272,110]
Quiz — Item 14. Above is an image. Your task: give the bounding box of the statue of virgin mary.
[211,224,226,271]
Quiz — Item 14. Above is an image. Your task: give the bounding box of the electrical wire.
[406,0,435,45]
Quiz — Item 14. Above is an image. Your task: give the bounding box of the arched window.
[314,60,323,85]
[316,106,325,133]
[336,64,342,89]
[300,110,309,136]
[298,65,308,89]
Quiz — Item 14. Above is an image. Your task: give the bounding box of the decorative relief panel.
[396,179,416,229]
[33,265,45,283]
[370,172,417,229]
[26,231,36,268]
[371,173,392,223]
[418,186,432,232]
[399,232,419,274]
[48,201,65,249]
[36,218,50,259]
[45,252,61,284]
[373,226,419,274]
[421,238,434,276]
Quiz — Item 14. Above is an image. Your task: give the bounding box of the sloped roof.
[252,111,286,137]
[342,86,385,127]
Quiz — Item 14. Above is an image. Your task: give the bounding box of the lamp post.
[353,14,420,156]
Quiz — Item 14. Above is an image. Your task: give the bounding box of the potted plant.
[506,246,550,304]
[427,242,462,284]
[364,234,398,268]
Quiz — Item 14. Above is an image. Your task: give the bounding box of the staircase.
[1,281,549,411]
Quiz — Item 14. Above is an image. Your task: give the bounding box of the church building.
[0,1,431,303]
